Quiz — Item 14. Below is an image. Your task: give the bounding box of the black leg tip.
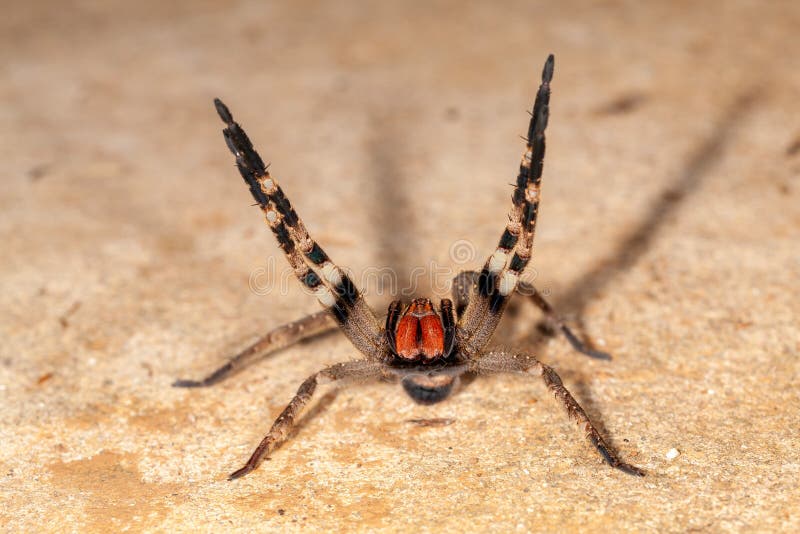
[586,349,613,361]
[560,325,613,361]
[228,467,250,481]
[172,378,203,388]
[542,54,555,83]
[615,462,646,477]
[214,98,234,125]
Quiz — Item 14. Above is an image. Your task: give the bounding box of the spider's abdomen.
[394,299,445,360]
[402,374,456,405]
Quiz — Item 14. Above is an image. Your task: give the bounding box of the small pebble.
[666,448,680,460]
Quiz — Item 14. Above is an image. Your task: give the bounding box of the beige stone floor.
[2,1,799,532]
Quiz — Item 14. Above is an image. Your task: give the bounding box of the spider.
[174,55,645,480]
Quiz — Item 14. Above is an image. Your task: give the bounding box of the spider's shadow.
[366,111,417,298]
[544,89,759,337]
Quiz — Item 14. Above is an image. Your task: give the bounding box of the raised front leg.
[173,311,336,388]
[471,350,644,476]
[215,99,384,360]
[459,55,554,354]
[228,359,384,480]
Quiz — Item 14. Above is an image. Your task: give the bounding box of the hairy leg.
[173,311,336,388]
[228,359,384,480]
[471,350,644,476]
[453,272,610,360]
[516,281,611,360]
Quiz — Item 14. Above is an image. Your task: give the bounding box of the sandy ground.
[1,1,799,532]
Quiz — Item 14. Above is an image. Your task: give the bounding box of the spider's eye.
[394,299,445,360]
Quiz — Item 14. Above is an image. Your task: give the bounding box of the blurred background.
[2,1,798,531]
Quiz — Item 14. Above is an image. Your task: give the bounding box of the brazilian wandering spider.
[174,55,645,479]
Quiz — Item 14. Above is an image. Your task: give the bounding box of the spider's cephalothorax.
[175,55,646,480]
[386,297,461,405]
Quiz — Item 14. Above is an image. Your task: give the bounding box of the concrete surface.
[2,1,799,532]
